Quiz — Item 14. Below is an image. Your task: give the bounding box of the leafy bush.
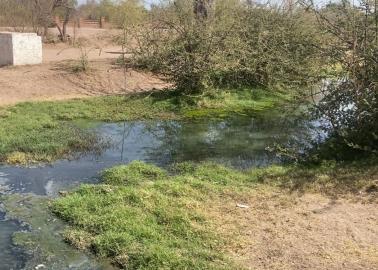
[307,0,378,155]
[130,1,323,94]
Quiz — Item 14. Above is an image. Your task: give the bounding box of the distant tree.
[112,0,146,28]
[98,0,117,21]
[0,0,35,31]
[53,0,77,42]
[0,0,77,41]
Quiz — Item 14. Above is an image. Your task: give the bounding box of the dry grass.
[205,185,378,270]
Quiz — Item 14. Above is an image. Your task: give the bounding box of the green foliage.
[0,111,101,164]
[131,0,323,94]
[183,162,249,186]
[113,0,146,28]
[224,7,322,89]
[306,0,378,154]
[79,0,146,28]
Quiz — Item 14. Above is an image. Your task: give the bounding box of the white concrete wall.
[0,33,13,66]
[12,33,42,66]
[0,32,42,66]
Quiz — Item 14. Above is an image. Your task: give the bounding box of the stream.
[0,114,322,269]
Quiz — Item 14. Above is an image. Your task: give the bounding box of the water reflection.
[0,114,318,196]
[142,115,315,168]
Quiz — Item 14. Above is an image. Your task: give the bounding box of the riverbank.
[0,89,289,165]
[48,161,377,269]
[1,160,376,269]
[0,93,376,269]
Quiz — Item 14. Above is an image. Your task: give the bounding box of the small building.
[0,32,42,67]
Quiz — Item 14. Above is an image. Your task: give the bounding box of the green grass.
[265,159,378,197]
[184,87,291,118]
[0,94,171,164]
[52,160,377,270]
[52,161,253,269]
[0,88,289,164]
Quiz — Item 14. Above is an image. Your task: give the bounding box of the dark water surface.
[0,114,320,269]
[0,211,27,270]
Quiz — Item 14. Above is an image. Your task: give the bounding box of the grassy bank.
[52,161,248,269]
[0,88,289,164]
[51,160,377,270]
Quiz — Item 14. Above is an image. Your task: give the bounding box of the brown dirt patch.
[42,43,121,63]
[42,28,123,63]
[0,27,164,106]
[0,59,168,106]
[208,188,378,270]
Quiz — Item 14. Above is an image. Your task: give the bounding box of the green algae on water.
[1,194,115,270]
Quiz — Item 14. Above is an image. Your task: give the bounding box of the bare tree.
[0,0,77,41]
[54,0,77,42]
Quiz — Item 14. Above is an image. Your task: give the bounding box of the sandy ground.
[43,27,123,63]
[0,59,167,106]
[0,27,159,106]
[0,27,123,63]
[209,189,378,270]
[43,43,121,63]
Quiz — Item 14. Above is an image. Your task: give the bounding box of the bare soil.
[0,27,163,106]
[43,27,123,63]
[42,43,121,63]
[208,188,378,270]
[0,59,167,106]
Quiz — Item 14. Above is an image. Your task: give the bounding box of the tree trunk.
[56,23,63,39]
[62,9,71,42]
[194,0,213,20]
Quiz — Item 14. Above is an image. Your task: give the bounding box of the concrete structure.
[0,32,42,66]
